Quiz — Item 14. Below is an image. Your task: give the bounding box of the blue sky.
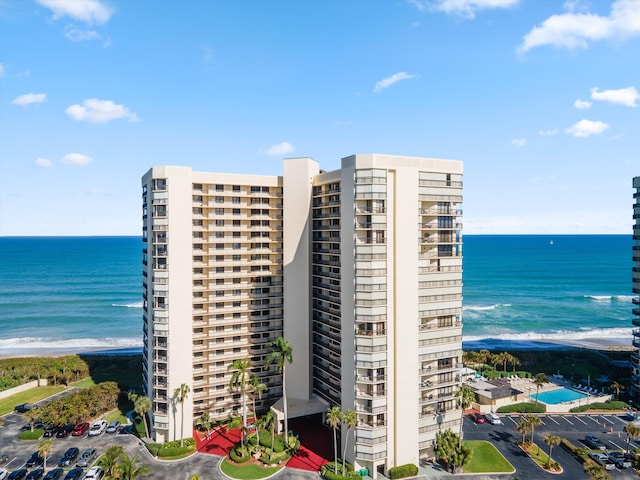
[1,0,639,236]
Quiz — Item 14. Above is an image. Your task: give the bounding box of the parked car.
[624,411,637,421]
[14,404,33,413]
[584,435,607,451]
[87,421,107,437]
[118,425,132,435]
[25,452,44,468]
[589,452,615,470]
[7,469,28,480]
[83,467,104,480]
[469,412,485,424]
[62,469,83,480]
[105,421,120,434]
[484,412,502,425]
[56,425,74,438]
[42,469,63,480]
[0,470,8,480]
[25,468,44,480]
[43,425,59,438]
[76,448,96,468]
[57,448,79,467]
[607,451,633,469]
[71,423,90,437]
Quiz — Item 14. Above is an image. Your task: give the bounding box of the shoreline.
[0,336,633,359]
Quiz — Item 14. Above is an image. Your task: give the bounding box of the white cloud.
[11,93,47,106]
[590,86,639,107]
[511,138,526,147]
[61,153,94,166]
[35,157,53,168]
[411,0,520,18]
[373,72,415,93]
[574,99,592,109]
[0,63,4,78]
[36,0,113,24]
[519,0,640,52]
[565,119,610,137]
[64,26,101,42]
[65,98,139,123]
[538,128,558,136]
[263,142,295,157]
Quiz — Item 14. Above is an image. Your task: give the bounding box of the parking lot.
[463,411,640,480]
[0,397,318,480]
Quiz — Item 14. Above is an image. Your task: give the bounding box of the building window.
[232,197,240,204]
[233,185,241,192]
[215,196,224,203]
[216,220,224,227]
[215,185,224,191]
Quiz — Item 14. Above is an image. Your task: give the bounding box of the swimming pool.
[531,388,588,405]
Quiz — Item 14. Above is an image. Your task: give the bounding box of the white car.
[84,466,104,480]
[484,412,502,425]
[0,469,8,480]
[87,420,107,437]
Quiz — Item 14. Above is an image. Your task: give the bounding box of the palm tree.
[525,414,542,444]
[543,433,561,469]
[228,358,252,438]
[261,411,276,459]
[533,373,546,405]
[173,382,191,446]
[624,423,640,453]
[133,395,152,440]
[98,445,123,478]
[249,374,267,425]
[116,453,151,480]
[264,336,293,443]
[37,438,53,470]
[515,417,529,444]
[341,409,357,473]
[609,381,625,400]
[326,406,342,475]
[228,416,248,457]
[511,355,521,373]
[454,385,475,445]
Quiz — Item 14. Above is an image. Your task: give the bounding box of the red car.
[469,412,485,424]
[71,422,90,436]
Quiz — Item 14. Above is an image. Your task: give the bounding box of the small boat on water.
[549,240,554,245]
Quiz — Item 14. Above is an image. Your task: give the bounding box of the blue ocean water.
[462,234,633,346]
[0,235,634,353]
[0,237,143,352]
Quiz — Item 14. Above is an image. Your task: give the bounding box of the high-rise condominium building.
[632,177,640,397]
[141,154,463,478]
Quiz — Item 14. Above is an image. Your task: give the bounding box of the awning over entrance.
[270,395,329,433]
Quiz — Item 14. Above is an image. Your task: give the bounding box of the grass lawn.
[71,378,96,388]
[463,440,514,474]
[219,458,282,480]
[0,386,67,416]
[522,442,561,472]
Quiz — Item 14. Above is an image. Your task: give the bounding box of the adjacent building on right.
[632,177,640,398]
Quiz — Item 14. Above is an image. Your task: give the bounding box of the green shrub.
[229,446,251,464]
[158,445,188,457]
[320,462,359,480]
[570,400,629,413]
[19,429,44,440]
[146,443,162,456]
[388,463,418,479]
[496,403,545,414]
[257,429,286,452]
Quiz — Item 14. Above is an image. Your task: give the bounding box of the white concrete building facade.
[632,176,640,398]
[141,154,463,477]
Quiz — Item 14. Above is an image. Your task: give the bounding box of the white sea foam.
[583,295,633,302]
[463,327,633,343]
[112,301,143,308]
[463,303,511,312]
[0,337,143,350]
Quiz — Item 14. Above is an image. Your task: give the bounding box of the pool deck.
[513,376,612,413]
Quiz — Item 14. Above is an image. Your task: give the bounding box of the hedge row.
[496,403,545,414]
[146,437,196,457]
[19,429,44,440]
[388,463,418,479]
[320,462,359,480]
[229,446,251,464]
[570,400,629,413]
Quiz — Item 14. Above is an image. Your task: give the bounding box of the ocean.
[0,235,634,355]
